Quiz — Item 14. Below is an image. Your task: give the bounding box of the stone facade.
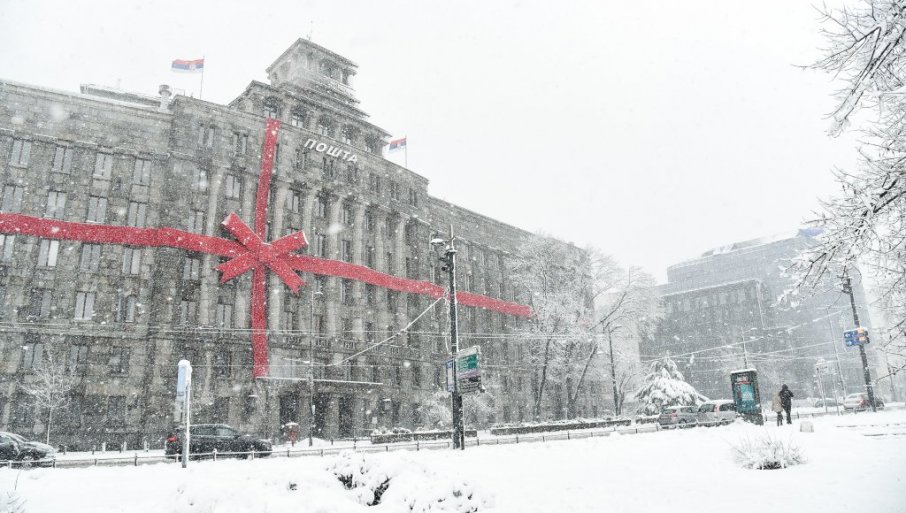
[0,39,606,449]
[643,230,875,401]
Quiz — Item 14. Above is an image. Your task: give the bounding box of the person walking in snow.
[779,384,794,424]
[771,392,783,426]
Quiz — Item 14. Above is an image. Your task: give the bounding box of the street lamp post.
[432,228,464,450]
[309,287,323,446]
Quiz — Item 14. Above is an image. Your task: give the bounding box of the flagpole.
[199,56,205,100]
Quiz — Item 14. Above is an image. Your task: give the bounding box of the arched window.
[290,107,307,128]
[317,117,335,137]
[263,97,280,119]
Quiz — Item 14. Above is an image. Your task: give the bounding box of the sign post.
[176,360,192,468]
[455,346,482,394]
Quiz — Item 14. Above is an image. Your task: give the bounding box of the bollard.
[516,435,519,444]
[385,445,389,452]
[101,442,106,453]
[287,447,291,457]
[134,454,138,466]
[567,431,570,440]
[213,449,218,462]
[250,450,255,460]
[542,435,545,442]
[144,440,149,452]
[321,449,325,457]
[416,441,420,451]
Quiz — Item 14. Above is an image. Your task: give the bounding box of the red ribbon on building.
[0,119,531,378]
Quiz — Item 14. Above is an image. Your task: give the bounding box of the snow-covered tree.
[18,352,78,444]
[791,0,906,372]
[634,356,708,415]
[413,390,451,430]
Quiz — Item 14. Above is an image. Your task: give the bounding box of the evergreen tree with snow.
[634,355,708,415]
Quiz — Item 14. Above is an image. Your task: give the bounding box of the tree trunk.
[608,330,620,416]
[532,339,553,421]
[46,407,53,445]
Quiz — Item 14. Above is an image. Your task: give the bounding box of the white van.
[696,400,738,426]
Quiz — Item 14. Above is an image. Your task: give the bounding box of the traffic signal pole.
[843,274,876,412]
[438,227,465,450]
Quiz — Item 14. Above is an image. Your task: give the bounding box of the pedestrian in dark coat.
[779,384,794,424]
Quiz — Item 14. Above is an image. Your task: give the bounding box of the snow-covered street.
[3,410,904,513]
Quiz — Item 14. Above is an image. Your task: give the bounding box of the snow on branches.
[791,0,906,363]
[634,355,707,415]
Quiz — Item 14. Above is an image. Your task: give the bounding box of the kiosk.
[730,369,763,425]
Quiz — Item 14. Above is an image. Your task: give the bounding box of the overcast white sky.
[0,0,859,282]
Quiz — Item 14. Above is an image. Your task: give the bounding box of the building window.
[213,397,230,421]
[368,174,381,193]
[132,158,151,185]
[45,191,66,219]
[365,284,376,306]
[119,295,138,323]
[287,190,302,213]
[107,396,127,427]
[231,132,248,154]
[22,341,45,369]
[342,203,353,225]
[315,276,328,295]
[341,240,352,262]
[322,157,335,179]
[315,233,328,258]
[37,239,60,267]
[412,365,421,387]
[341,125,355,145]
[408,188,419,207]
[79,244,102,272]
[0,234,14,261]
[290,107,306,128]
[1,185,23,212]
[187,210,205,232]
[341,279,354,305]
[29,288,53,319]
[315,195,328,218]
[179,300,197,325]
[313,314,326,338]
[389,181,400,201]
[122,247,141,275]
[365,246,375,268]
[282,300,297,331]
[263,98,279,119]
[406,257,417,279]
[9,139,31,166]
[192,167,208,191]
[224,175,242,199]
[86,196,107,223]
[364,210,375,231]
[68,344,89,373]
[385,251,394,274]
[198,124,215,148]
[183,256,201,280]
[127,201,147,227]
[387,290,398,313]
[94,152,113,178]
[215,302,234,328]
[346,165,359,184]
[365,138,381,155]
[108,348,130,374]
[74,291,96,320]
[51,145,74,173]
[317,117,334,137]
[214,350,231,377]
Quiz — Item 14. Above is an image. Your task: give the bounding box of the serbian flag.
[171,58,205,73]
[388,137,407,151]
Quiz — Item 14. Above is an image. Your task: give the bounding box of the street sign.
[843,327,870,347]
[444,346,482,395]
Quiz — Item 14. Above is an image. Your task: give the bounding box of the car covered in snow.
[843,393,884,412]
[657,406,697,428]
[696,400,737,426]
[0,431,57,465]
[165,424,272,459]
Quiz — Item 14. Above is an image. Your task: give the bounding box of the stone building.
[0,38,607,449]
[642,230,875,401]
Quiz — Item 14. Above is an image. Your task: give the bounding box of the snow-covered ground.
[3,410,905,513]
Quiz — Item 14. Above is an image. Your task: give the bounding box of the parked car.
[165,424,272,459]
[813,398,839,408]
[696,400,738,426]
[0,432,57,465]
[657,406,698,428]
[843,393,885,412]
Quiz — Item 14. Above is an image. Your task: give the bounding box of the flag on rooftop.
[171,58,205,73]
[388,137,407,152]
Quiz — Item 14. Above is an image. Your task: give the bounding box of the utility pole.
[826,313,848,396]
[433,227,464,450]
[308,288,322,446]
[606,325,620,416]
[843,273,876,412]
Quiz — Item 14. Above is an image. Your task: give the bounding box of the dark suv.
[0,432,56,465]
[165,424,272,459]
